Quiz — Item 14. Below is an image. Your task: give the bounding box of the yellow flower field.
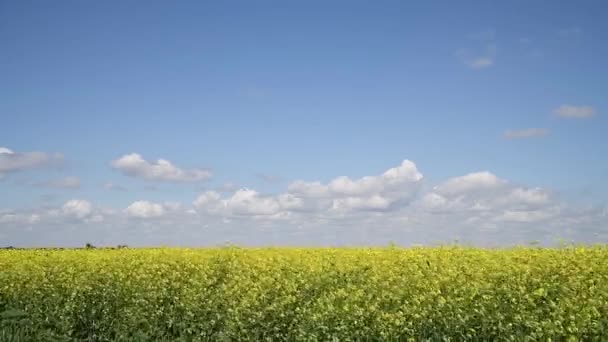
[1,246,608,341]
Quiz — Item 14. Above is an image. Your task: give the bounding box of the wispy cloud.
[457,30,497,70]
[457,45,496,70]
[0,147,63,178]
[504,128,548,139]
[38,176,81,189]
[554,105,596,119]
[469,57,494,69]
[103,182,128,192]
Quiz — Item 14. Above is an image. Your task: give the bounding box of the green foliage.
[1,246,608,341]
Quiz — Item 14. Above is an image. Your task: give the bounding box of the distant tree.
[117,244,128,249]
[85,242,96,249]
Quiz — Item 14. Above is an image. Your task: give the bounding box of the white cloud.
[276,193,306,211]
[554,105,596,119]
[2,159,608,247]
[419,192,448,210]
[287,160,422,212]
[88,214,104,223]
[496,209,556,223]
[0,147,63,177]
[124,201,166,219]
[434,171,506,196]
[62,200,92,219]
[291,160,422,198]
[194,189,290,217]
[507,188,550,206]
[194,160,423,217]
[163,202,182,212]
[111,153,211,182]
[226,189,282,216]
[288,181,330,198]
[332,195,391,211]
[42,176,81,189]
[504,128,548,139]
[415,172,561,230]
[193,191,224,213]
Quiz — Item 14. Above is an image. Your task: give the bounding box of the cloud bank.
[2,159,606,247]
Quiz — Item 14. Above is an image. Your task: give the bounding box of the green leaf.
[533,288,546,297]
[0,309,28,320]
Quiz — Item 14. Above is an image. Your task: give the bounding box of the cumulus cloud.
[434,171,506,196]
[288,181,330,198]
[194,160,423,217]
[226,189,282,216]
[62,200,92,219]
[194,189,297,218]
[123,201,182,219]
[416,172,558,225]
[193,191,223,213]
[554,105,596,119]
[111,153,211,182]
[0,147,63,177]
[2,159,608,247]
[504,128,548,139]
[292,160,422,198]
[124,201,166,218]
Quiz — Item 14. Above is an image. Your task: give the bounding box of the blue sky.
[1,1,607,247]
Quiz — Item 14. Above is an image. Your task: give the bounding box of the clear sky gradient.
[1,1,607,246]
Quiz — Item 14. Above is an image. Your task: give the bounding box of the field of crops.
[1,247,608,341]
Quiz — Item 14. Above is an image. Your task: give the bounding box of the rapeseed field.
[1,246,607,341]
